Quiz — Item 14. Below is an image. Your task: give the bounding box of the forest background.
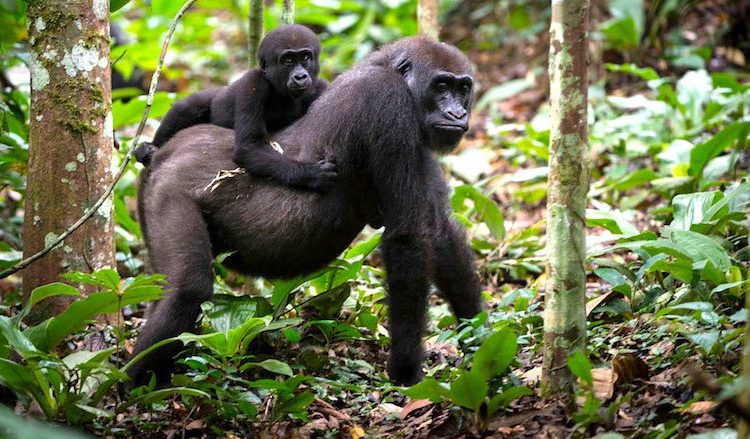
[0,0,749,437]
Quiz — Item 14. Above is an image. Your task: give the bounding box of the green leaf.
[472,329,517,381]
[0,317,37,355]
[567,352,592,386]
[402,376,451,403]
[26,291,122,351]
[273,390,314,421]
[111,0,131,12]
[206,294,262,333]
[684,330,720,355]
[670,230,731,271]
[487,386,532,415]
[608,168,656,190]
[449,369,488,412]
[601,16,640,49]
[452,185,505,240]
[248,359,293,377]
[671,191,722,231]
[29,283,80,308]
[0,358,36,394]
[0,405,91,439]
[689,122,750,178]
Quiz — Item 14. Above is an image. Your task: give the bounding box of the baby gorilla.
[135,24,336,190]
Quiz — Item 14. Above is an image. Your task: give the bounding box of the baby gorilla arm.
[229,70,337,191]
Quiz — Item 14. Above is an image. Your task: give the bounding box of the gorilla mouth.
[434,123,467,132]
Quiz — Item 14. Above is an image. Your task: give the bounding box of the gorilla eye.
[434,82,449,92]
[282,56,294,65]
[302,53,311,62]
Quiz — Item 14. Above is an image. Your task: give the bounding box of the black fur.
[136,25,335,190]
[130,36,484,387]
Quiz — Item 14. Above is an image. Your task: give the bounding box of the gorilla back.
[133,36,484,387]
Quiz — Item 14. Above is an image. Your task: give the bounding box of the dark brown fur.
[131,36,483,387]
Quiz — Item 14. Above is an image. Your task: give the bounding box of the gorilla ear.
[394,56,412,76]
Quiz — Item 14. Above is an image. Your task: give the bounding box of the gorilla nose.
[294,73,309,82]
[448,108,467,120]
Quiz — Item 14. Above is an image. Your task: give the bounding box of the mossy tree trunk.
[418,0,439,39]
[248,0,264,68]
[23,0,115,320]
[281,0,294,25]
[541,0,590,396]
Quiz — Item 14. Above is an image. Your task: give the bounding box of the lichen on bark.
[542,0,591,396]
[23,0,115,321]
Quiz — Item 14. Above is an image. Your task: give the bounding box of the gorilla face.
[422,72,473,152]
[389,42,474,154]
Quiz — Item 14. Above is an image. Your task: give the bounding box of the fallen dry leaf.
[185,419,206,430]
[592,368,618,400]
[684,401,718,415]
[521,366,542,385]
[586,290,615,316]
[401,399,432,419]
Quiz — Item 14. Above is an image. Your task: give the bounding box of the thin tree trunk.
[740,289,750,437]
[418,0,440,39]
[24,0,115,320]
[281,0,294,25]
[248,0,264,68]
[541,0,590,396]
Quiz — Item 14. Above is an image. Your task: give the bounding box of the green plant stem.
[248,0,264,68]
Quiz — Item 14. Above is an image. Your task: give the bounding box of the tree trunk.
[281,0,294,25]
[740,288,750,437]
[541,0,590,396]
[248,0,264,68]
[24,0,115,320]
[418,0,440,39]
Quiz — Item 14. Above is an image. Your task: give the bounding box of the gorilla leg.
[150,90,217,147]
[383,230,430,385]
[128,194,215,386]
[431,214,484,319]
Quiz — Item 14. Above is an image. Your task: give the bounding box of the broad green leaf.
[670,230,731,271]
[684,330,720,355]
[402,376,451,403]
[487,386,532,415]
[0,405,90,439]
[712,280,750,295]
[0,359,36,394]
[605,63,659,81]
[567,352,592,386]
[690,122,750,178]
[62,348,116,370]
[671,191,722,231]
[449,369,487,412]
[29,282,80,308]
[472,329,517,381]
[601,16,640,49]
[26,291,122,351]
[111,0,131,12]
[0,317,37,355]
[245,359,293,376]
[206,294,262,333]
[452,185,505,240]
[274,390,315,421]
[344,232,381,259]
[608,168,656,191]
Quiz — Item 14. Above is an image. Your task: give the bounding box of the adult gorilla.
[132,36,484,386]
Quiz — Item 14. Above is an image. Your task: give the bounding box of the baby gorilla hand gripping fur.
[135,24,336,191]
[131,36,484,387]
